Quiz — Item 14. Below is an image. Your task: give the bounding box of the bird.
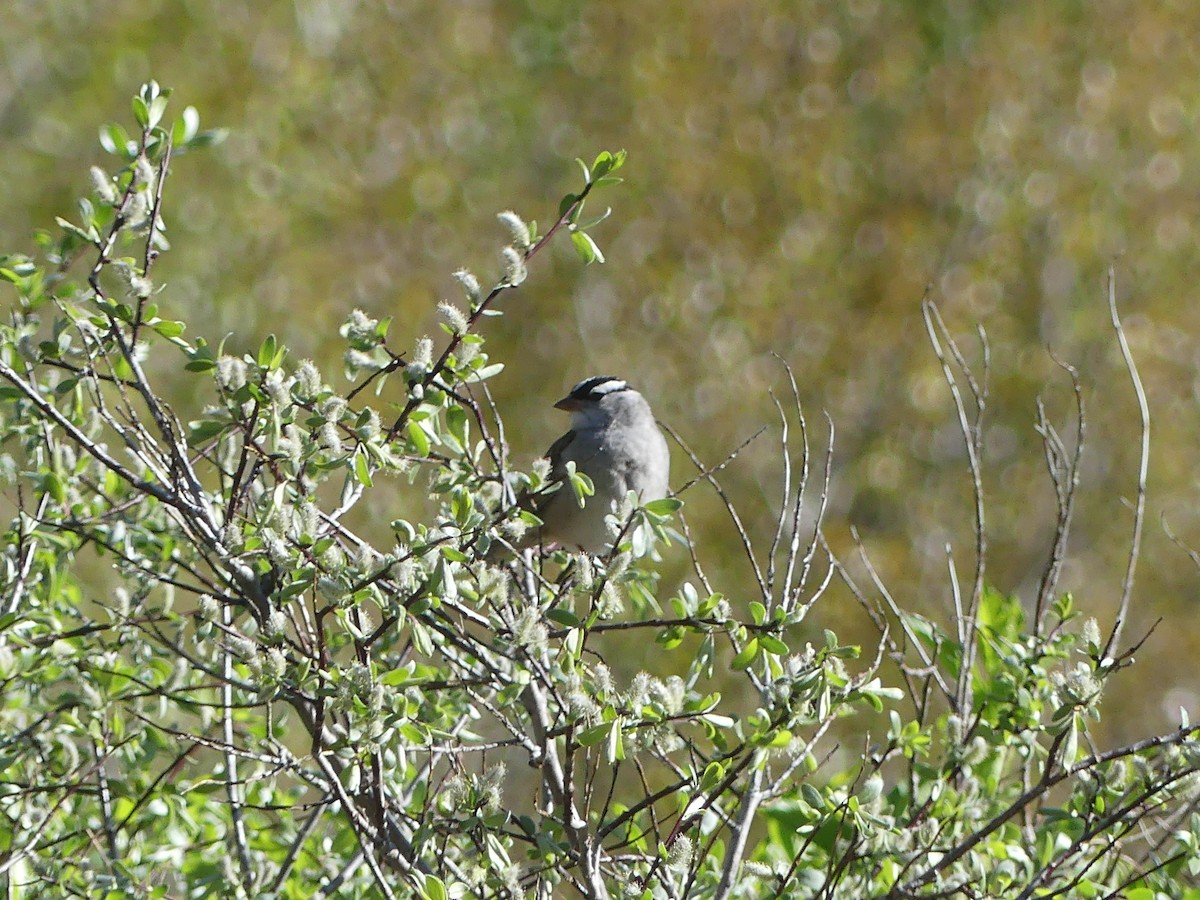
[496,375,670,555]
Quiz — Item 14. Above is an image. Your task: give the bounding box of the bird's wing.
[527,428,579,516]
[484,430,578,559]
[543,429,579,481]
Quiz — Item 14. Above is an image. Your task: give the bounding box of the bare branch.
[1033,352,1085,633]
[1102,265,1149,661]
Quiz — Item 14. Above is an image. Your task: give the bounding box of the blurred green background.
[3,0,1198,742]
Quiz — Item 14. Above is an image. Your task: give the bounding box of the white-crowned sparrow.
[499,375,670,555]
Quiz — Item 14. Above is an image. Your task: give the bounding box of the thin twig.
[903,724,1200,891]
[661,421,769,602]
[1033,351,1084,633]
[1101,265,1148,661]
[922,299,987,718]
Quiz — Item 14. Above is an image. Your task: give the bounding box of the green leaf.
[147,94,169,130]
[353,450,373,487]
[566,465,594,506]
[172,106,200,144]
[607,719,624,762]
[446,405,468,449]
[55,217,98,244]
[801,783,825,810]
[185,338,216,372]
[575,206,613,231]
[642,497,683,516]
[187,127,228,150]
[463,362,504,383]
[100,123,135,158]
[570,230,605,264]
[656,625,684,649]
[420,874,448,900]
[859,692,884,712]
[732,638,760,670]
[750,601,766,625]
[132,95,150,128]
[545,607,581,628]
[44,471,66,503]
[760,635,789,655]
[591,151,613,180]
[697,592,722,616]
[449,488,471,526]
[437,557,458,601]
[407,421,431,457]
[699,761,725,793]
[152,320,185,339]
[979,585,1025,638]
[188,418,229,444]
[767,728,793,748]
[700,712,734,729]
[592,149,626,179]
[380,668,413,687]
[257,334,278,369]
[577,722,610,747]
[1062,713,1080,765]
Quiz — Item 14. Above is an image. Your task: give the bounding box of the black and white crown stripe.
[567,375,630,401]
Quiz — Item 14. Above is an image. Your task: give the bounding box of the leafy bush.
[2,85,1198,900]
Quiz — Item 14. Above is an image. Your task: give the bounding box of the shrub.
[1,84,1198,900]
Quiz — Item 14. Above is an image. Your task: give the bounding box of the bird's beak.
[554,396,581,411]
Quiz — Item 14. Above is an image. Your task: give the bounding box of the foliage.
[9,0,1200,752]
[2,85,1199,900]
